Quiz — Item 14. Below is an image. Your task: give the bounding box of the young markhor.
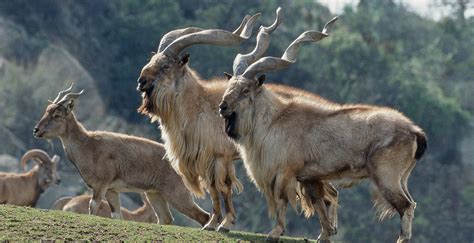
[34,85,209,226]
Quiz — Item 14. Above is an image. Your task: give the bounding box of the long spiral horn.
[232,7,283,76]
[242,16,338,80]
[162,12,261,57]
[157,14,253,52]
[158,27,204,53]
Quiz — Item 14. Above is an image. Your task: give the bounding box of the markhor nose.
[33,127,39,134]
[219,101,228,112]
[137,77,146,84]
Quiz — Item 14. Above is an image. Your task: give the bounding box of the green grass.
[0,205,314,241]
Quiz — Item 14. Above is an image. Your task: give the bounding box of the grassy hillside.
[0,205,312,241]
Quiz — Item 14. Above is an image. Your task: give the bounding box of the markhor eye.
[162,64,170,70]
[243,89,250,94]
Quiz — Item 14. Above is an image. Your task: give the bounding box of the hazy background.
[0,0,472,241]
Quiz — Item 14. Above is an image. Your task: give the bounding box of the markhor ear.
[224,72,232,80]
[179,53,190,66]
[66,100,75,113]
[257,74,265,86]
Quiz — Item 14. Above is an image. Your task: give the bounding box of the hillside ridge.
[0,205,312,242]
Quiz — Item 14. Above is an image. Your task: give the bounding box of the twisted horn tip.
[322,16,339,35]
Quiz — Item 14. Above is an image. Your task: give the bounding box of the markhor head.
[34,83,84,139]
[219,16,338,139]
[136,13,261,117]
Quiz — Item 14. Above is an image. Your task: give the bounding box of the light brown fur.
[52,193,157,223]
[138,58,339,231]
[221,76,427,242]
[136,10,339,231]
[34,95,210,226]
[0,149,60,207]
[51,196,71,210]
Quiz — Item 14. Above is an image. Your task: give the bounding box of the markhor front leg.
[267,196,288,241]
[216,183,236,232]
[105,191,122,219]
[202,185,222,231]
[89,187,107,215]
[217,158,239,233]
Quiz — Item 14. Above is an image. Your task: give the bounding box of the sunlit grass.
[0,205,313,242]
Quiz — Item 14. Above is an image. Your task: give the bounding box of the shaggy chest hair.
[233,92,306,216]
[147,78,238,196]
[237,134,303,216]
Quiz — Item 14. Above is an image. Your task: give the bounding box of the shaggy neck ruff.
[148,66,239,197]
[234,87,301,217]
[238,87,286,149]
[154,68,204,124]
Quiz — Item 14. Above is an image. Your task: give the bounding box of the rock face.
[30,46,106,120]
[0,44,106,121]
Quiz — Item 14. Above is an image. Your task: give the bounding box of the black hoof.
[217,226,230,233]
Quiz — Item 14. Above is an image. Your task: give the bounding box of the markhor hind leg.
[159,186,210,227]
[370,141,417,243]
[324,183,339,231]
[401,160,416,203]
[146,192,174,225]
[373,174,415,243]
[398,160,417,243]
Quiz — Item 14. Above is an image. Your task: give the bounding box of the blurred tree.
[437,0,474,24]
